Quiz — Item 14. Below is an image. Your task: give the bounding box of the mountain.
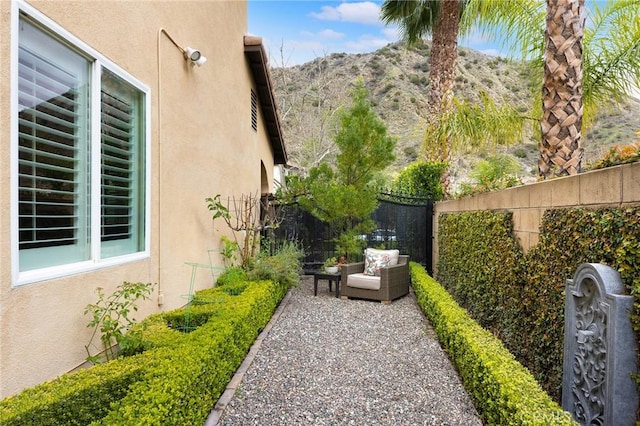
[271,40,640,190]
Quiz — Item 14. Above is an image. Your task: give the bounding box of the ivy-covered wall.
[437,208,640,403]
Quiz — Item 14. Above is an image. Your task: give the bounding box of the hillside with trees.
[271,40,640,191]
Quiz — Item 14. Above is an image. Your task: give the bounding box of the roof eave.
[244,35,287,165]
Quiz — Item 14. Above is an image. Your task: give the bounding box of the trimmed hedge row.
[0,280,287,425]
[0,360,144,426]
[410,262,576,425]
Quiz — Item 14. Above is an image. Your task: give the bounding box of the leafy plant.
[456,154,522,197]
[287,79,396,260]
[220,235,239,268]
[84,281,154,364]
[323,256,338,268]
[588,139,640,170]
[334,228,367,262]
[246,240,304,289]
[207,192,279,269]
[393,160,447,201]
[205,194,231,221]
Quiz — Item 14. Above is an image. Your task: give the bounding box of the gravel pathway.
[214,276,482,426]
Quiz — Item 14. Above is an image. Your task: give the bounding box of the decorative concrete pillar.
[563,263,638,426]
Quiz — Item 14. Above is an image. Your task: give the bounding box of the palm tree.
[381,1,462,120]
[539,0,585,178]
[442,0,640,180]
[381,0,463,187]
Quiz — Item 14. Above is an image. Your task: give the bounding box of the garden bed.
[0,280,287,425]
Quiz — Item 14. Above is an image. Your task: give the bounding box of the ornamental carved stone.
[563,263,637,426]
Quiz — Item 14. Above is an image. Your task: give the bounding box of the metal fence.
[272,193,433,274]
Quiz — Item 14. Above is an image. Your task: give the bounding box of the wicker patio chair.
[340,254,410,304]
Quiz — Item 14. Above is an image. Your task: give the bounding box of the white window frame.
[11,1,151,286]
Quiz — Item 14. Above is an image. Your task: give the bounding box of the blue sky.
[248,0,507,67]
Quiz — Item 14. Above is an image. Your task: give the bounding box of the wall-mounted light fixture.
[155,27,207,304]
[159,28,207,67]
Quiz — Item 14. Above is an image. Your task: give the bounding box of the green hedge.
[436,207,640,402]
[0,360,144,426]
[0,280,287,426]
[411,263,576,425]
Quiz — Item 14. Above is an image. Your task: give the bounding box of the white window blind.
[100,69,145,258]
[15,13,148,278]
[17,19,90,271]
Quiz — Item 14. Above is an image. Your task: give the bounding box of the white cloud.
[299,29,344,40]
[381,26,399,41]
[287,39,327,52]
[344,34,392,52]
[310,1,382,25]
[317,29,346,40]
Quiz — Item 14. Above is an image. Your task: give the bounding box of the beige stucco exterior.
[0,0,285,398]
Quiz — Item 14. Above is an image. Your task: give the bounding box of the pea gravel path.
[209,276,483,425]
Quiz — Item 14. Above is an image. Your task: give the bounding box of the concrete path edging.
[204,289,294,426]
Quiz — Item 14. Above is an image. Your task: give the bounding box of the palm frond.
[424,92,531,159]
[583,0,640,106]
[462,0,545,62]
[380,0,441,45]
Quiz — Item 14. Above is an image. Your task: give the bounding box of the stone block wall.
[433,162,640,269]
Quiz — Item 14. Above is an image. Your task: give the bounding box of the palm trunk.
[539,0,585,178]
[428,0,460,195]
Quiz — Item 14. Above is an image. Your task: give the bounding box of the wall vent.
[251,89,258,131]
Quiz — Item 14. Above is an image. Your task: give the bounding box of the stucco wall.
[1,0,278,397]
[434,162,640,269]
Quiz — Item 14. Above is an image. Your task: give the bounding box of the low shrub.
[588,139,640,170]
[162,303,220,332]
[410,263,576,425]
[0,280,288,425]
[216,266,247,287]
[0,359,144,426]
[246,240,304,288]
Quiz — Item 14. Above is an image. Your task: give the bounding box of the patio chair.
[340,249,410,304]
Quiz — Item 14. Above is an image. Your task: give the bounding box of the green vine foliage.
[84,281,155,364]
[437,212,526,360]
[437,207,640,403]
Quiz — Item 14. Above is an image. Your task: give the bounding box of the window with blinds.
[100,69,145,258]
[16,13,147,276]
[17,18,91,271]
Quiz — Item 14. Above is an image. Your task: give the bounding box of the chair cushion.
[363,248,399,276]
[346,273,381,290]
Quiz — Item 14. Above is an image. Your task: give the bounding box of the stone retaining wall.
[434,162,640,268]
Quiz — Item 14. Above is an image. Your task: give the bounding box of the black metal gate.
[273,194,433,274]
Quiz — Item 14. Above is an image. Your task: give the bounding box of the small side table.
[313,272,341,298]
